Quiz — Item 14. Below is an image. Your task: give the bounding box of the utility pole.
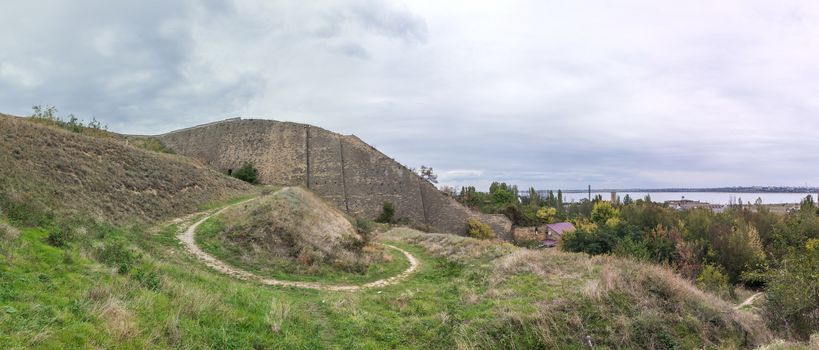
[588,185,591,201]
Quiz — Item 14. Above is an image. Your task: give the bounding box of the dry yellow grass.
[0,114,253,226]
[383,227,774,349]
[207,187,391,274]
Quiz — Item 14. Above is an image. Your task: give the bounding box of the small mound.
[382,228,772,349]
[199,187,396,279]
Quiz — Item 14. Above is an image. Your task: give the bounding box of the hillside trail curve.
[734,292,764,310]
[174,189,419,291]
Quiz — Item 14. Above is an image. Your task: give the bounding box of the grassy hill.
[0,114,254,226]
[196,187,408,284]
[0,113,793,349]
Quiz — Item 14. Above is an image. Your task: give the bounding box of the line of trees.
[559,196,819,339]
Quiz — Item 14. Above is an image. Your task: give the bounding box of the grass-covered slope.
[1,216,775,349]
[381,228,773,349]
[196,187,404,283]
[0,114,253,226]
[0,113,781,349]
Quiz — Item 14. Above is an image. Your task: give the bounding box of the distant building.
[665,199,724,211]
[541,222,576,248]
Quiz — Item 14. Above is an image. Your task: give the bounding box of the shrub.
[0,221,20,240]
[375,202,395,224]
[132,264,162,291]
[133,138,173,153]
[696,264,731,299]
[232,163,259,184]
[466,218,494,240]
[765,239,819,339]
[47,227,73,247]
[96,241,139,274]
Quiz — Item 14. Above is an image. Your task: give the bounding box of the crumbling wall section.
[157,118,512,238]
[158,119,307,186]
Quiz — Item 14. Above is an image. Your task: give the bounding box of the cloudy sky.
[2,1,818,190]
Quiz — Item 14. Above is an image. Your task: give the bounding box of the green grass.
[0,197,774,349]
[195,216,411,284]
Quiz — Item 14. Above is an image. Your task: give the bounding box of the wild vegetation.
[231,163,259,184]
[0,115,809,348]
[0,114,253,225]
[195,187,406,283]
[457,182,819,343]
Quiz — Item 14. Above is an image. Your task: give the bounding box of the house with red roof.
[542,222,576,248]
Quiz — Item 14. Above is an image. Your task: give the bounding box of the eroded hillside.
[156,118,513,238]
[0,114,254,225]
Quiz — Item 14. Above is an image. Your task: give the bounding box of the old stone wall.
[158,120,307,186]
[339,135,427,226]
[157,118,512,238]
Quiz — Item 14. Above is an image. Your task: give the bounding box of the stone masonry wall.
[156,119,512,238]
[158,120,307,186]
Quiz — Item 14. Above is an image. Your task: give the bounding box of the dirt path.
[735,292,764,310]
[176,194,419,291]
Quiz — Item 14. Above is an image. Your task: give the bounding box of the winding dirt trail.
[176,195,419,291]
[734,292,764,310]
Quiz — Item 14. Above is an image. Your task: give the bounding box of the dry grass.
[0,221,20,240]
[93,296,137,340]
[381,228,517,263]
[0,114,253,226]
[388,228,773,349]
[215,187,381,270]
[266,297,291,334]
[163,279,218,318]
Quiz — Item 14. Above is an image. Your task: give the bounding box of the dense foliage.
[231,163,259,184]
[560,196,819,339]
[376,202,395,224]
[465,218,494,239]
[458,181,818,339]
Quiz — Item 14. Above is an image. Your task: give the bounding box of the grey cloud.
[2,1,819,190]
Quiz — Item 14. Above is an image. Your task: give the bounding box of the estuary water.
[561,192,818,205]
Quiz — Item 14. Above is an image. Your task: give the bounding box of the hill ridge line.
[176,188,419,291]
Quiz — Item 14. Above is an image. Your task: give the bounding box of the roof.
[546,222,576,235]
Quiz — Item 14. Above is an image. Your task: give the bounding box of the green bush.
[132,264,162,291]
[766,239,819,339]
[375,202,395,224]
[232,163,259,184]
[343,218,373,252]
[96,241,138,274]
[47,227,73,247]
[696,264,731,299]
[466,218,494,240]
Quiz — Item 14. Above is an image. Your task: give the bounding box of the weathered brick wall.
[306,126,347,210]
[157,119,512,238]
[158,120,307,186]
[339,135,426,226]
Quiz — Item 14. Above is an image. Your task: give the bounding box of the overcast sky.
[2,1,819,190]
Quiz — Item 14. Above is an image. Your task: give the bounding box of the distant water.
[561,192,818,205]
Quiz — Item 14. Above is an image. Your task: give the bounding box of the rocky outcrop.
[157,119,512,238]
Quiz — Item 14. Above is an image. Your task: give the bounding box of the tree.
[376,202,395,223]
[418,165,438,184]
[623,194,633,205]
[31,105,58,121]
[439,185,456,197]
[232,163,259,184]
[524,187,541,206]
[765,239,819,339]
[696,264,731,299]
[708,222,766,283]
[536,207,557,224]
[556,190,564,211]
[466,218,494,239]
[591,201,619,226]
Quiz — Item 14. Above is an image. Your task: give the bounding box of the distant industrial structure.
[665,199,724,211]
